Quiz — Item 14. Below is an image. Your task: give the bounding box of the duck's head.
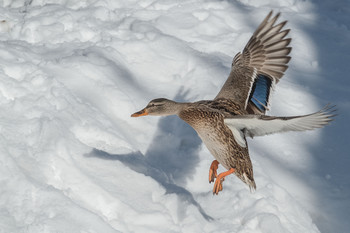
[131,98,181,117]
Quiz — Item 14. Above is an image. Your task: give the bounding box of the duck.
[131,11,335,195]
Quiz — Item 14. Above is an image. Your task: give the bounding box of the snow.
[0,0,349,232]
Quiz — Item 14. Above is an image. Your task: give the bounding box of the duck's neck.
[167,101,188,116]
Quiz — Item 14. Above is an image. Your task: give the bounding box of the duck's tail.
[237,172,257,193]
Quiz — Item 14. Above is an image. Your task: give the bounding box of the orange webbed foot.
[209,160,219,183]
[212,168,235,195]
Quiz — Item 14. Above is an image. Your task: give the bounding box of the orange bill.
[131,109,148,117]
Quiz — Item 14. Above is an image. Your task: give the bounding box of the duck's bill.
[131,109,148,117]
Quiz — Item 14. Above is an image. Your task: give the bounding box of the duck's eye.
[148,102,163,107]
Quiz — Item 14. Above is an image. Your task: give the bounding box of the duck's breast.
[179,108,234,169]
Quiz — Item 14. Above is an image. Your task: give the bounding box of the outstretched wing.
[224,105,336,147]
[215,11,291,114]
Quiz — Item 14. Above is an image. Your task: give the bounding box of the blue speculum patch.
[250,74,271,112]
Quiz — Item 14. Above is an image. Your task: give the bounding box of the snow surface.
[0,0,349,232]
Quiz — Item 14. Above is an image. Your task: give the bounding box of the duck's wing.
[224,105,336,147]
[215,11,291,114]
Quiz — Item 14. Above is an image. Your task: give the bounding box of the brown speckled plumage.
[178,100,256,190]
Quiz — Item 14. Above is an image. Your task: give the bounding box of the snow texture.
[0,0,349,232]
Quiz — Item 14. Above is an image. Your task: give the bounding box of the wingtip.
[321,104,337,115]
[316,104,337,124]
[273,11,281,20]
[267,10,274,19]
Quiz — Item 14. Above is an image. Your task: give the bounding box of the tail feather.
[237,172,256,192]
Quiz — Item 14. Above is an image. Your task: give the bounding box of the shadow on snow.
[86,88,213,221]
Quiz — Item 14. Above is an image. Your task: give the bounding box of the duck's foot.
[213,168,235,195]
[209,160,219,183]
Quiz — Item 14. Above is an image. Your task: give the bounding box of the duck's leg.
[209,160,219,183]
[213,168,235,195]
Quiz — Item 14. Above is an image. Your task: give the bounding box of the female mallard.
[131,11,335,194]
